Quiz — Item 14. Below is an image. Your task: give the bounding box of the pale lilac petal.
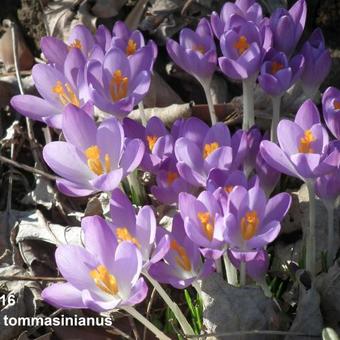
[110,188,136,228]
[90,168,124,191]
[42,283,85,309]
[120,139,145,175]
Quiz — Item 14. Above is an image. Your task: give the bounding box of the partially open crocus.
[211,0,263,39]
[258,50,304,97]
[109,188,170,269]
[224,185,291,252]
[43,105,144,196]
[86,48,152,119]
[218,15,265,81]
[166,18,216,85]
[149,214,214,289]
[300,28,331,98]
[179,191,227,259]
[111,21,158,64]
[269,0,307,57]
[227,248,269,281]
[151,156,193,205]
[207,169,249,200]
[260,100,336,181]
[11,48,89,129]
[123,116,173,173]
[175,118,246,187]
[322,87,340,140]
[167,18,217,124]
[42,216,147,312]
[40,24,95,68]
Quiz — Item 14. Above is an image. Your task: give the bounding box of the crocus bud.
[300,28,331,98]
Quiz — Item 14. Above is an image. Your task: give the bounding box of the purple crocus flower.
[227,248,269,281]
[218,15,268,81]
[111,21,158,63]
[207,169,249,198]
[42,216,147,311]
[258,49,304,97]
[300,28,331,98]
[86,48,151,119]
[315,171,340,202]
[151,156,194,205]
[43,105,144,196]
[179,191,227,259]
[244,126,262,173]
[11,48,89,129]
[269,0,307,56]
[211,0,263,39]
[174,118,247,187]
[224,185,291,252]
[40,24,95,68]
[109,188,170,269]
[149,214,214,289]
[260,99,336,181]
[322,87,340,140]
[166,18,217,84]
[123,116,173,173]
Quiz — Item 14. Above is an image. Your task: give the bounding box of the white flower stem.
[138,101,147,127]
[143,271,195,336]
[201,80,218,125]
[270,96,282,143]
[215,259,222,274]
[306,180,316,276]
[239,260,246,286]
[122,306,171,340]
[242,78,255,130]
[223,252,238,286]
[325,201,335,268]
[256,279,272,298]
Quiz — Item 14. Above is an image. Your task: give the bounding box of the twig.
[143,288,156,340]
[0,155,56,180]
[128,315,140,340]
[185,330,320,339]
[0,275,65,282]
[9,20,41,169]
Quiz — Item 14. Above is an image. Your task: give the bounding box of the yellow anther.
[110,69,128,102]
[126,39,137,56]
[298,129,315,154]
[52,80,80,107]
[240,210,259,240]
[234,35,250,55]
[334,100,340,110]
[225,185,234,193]
[170,240,192,271]
[84,145,111,176]
[192,45,206,54]
[146,135,158,151]
[197,212,214,241]
[116,227,141,248]
[203,142,219,159]
[271,61,284,74]
[69,39,82,50]
[166,171,178,185]
[90,264,118,295]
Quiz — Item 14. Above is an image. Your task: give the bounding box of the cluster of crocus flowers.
[8,1,340,337]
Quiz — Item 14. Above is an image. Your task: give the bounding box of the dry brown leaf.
[0,22,34,72]
[91,0,127,18]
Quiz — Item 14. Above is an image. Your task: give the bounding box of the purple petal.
[90,168,124,191]
[42,283,85,309]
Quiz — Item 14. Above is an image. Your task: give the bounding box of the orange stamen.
[166,172,178,185]
[298,130,315,154]
[171,240,192,271]
[197,212,214,241]
[234,35,250,55]
[146,135,158,151]
[240,210,259,240]
[90,265,118,295]
[334,100,340,110]
[126,39,137,56]
[69,39,82,50]
[110,70,128,102]
[271,61,284,74]
[116,228,141,248]
[52,80,80,107]
[225,185,234,193]
[203,142,219,159]
[84,145,111,176]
